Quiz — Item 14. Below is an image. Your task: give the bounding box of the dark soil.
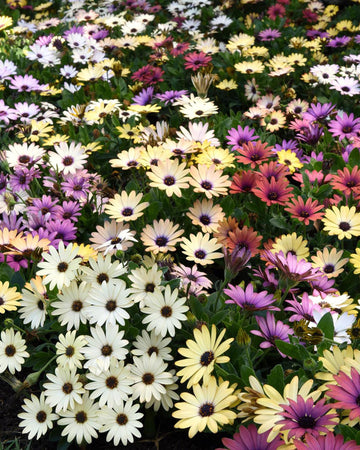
[0,381,227,450]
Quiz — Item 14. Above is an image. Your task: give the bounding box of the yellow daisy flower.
[226,33,255,53]
[271,232,309,261]
[234,60,265,74]
[277,149,303,173]
[77,65,104,83]
[175,324,233,388]
[195,146,235,170]
[322,206,360,240]
[311,247,348,278]
[109,147,142,170]
[0,281,22,314]
[0,16,13,31]
[128,104,161,114]
[104,191,149,222]
[116,124,142,141]
[187,199,225,233]
[147,159,191,197]
[350,248,360,274]
[315,345,357,389]
[215,80,238,90]
[72,244,98,262]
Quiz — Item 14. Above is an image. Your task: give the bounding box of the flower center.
[194,250,206,259]
[323,264,335,274]
[97,273,109,284]
[101,345,112,356]
[106,300,117,311]
[36,411,47,423]
[297,415,316,429]
[155,236,168,247]
[346,180,355,187]
[57,262,68,272]
[164,176,175,186]
[106,376,118,389]
[201,181,212,190]
[122,207,133,217]
[147,346,158,356]
[0,297,3,305]
[72,300,83,312]
[200,351,214,366]
[116,413,128,425]
[339,221,351,231]
[19,155,30,164]
[268,192,278,200]
[142,372,155,385]
[75,411,87,423]
[5,345,16,357]
[199,402,214,417]
[111,237,121,245]
[37,300,44,310]
[161,305,172,317]
[62,382,73,394]
[199,215,211,225]
[65,346,75,357]
[63,156,74,166]
[342,126,352,133]
[145,283,155,292]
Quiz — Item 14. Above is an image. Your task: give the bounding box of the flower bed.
[1,0,360,448]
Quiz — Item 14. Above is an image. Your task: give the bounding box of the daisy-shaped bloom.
[221,424,283,450]
[104,191,149,222]
[86,280,132,326]
[180,232,223,266]
[36,242,81,291]
[187,199,225,233]
[311,247,348,278]
[109,147,142,170]
[285,197,324,225]
[171,264,212,296]
[147,159,190,197]
[175,324,233,388]
[277,149,303,173]
[264,110,287,133]
[90,220,136,255]
[330,165,360,197]
[254,176,293,206]
[18,393,58,440]
[176,122,220,147]
[230,170,258,194]
[5,233,50,261]
[81,254,126,287]
[43,366,85,413]
[132,329,173,361]
[19,276,48,329]
[195,146,235,170]
[56,330,86,370]
[99,400,143,446]
[0,328,29,374]
[184,51,212,71]
[85,360,133,408]
[235,141,273,168]
[315,345,356,389]
[322,205,360,240]
[329,76,360,97]
[278,396,338,440]
[224,283,279,312]
[328,112,360,141]
[251,312,294,357]
[58,392,101,445]
[226,125,259,150]
[48,141,88,175]
[145,369,179,412]
[173,376,237,438]
[235,60,265,74]
[128,264,164,308]
[326,367,360,425]
[177,96,219,120]
[6,142,45,169]
[189,164,231,198]
[350,248,360,274]
[82,323,129,375]
[0,281,21,314]
[226,226,262,257]
[141,219,184,254]
[271,232,310,261]
[130,353,173,403]
[51,281,91,330]
[141,285,188,337]
[312,310,355,346]
[293,432,357,450]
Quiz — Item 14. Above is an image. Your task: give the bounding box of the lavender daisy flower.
[27,195,61,219]
[296,123,324,145]
[63,26,84,38]
[27,212,51,232]
[294,432,357,450]
[329,77,360,97]
[46,219,77,248]
[219,424,283,450]
[0,211,26,232]
[224,283,279,311]
[132,87,154,106]
[9,167,40,192]
[61,174,91,201]
[328,112,360,141]
[310,275,336,298]
[13,102,40,123]
[0,100,17,125]
[278,396,338,440]
[251,312,293,357]
[258,28,281,41]
[285,293,315,322]
[9,74,44,92]
[0,174,7,194]
[327,36,351,48]
[156,90,188,105]
[302,102,335,122]
[0,59,17,81]
[55,201,81,223]
[7,253,28,272]
[226,125,259,150]
[306,30,329,39]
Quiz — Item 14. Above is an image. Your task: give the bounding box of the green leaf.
[317,312,334,340]
[189,296,206,320]
[240,365,256,385]
[269,214,289,230]
[348,148,360,167]
[275,340,301,359]
[266,364,284,392]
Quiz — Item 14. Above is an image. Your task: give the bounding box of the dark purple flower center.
[65,346,74,357]
[194,250,206,259]
[342,126,353,133]
[164,176,175,186]
[97,273,109,284]
[155,236,168,247]
[148,346,158,356]
[122,207,133,217]
[199,402,214,417]
[145,283,155,292]
[201,181,212,190]
[268,192,278,200]
[111,237,121,245]
[339,221,351,231]
[200,351,214,366]
[5,345,16,356]
[19,155,30,164]
[297,415,316,429]
[57,262,68,272]
[63,156,74,166]
[323,264,335,274]
[200,215,211,225]
[142,372,154,385]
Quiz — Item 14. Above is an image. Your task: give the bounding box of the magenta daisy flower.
[293,432,357,450]
[258,28,281,41]
[279,396,338,440]
[285,197,324,225]
[251,312,293,357]
[285,293,315,322]
[219,424,283,450]
[224,283,279,311]
[262,251,320,283]
[226,125,259,150]
[303,102,335,122]
[254,176,293,206]
[328,112,360,141]
[184,51,212,71]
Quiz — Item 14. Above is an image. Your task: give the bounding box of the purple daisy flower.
[46,219,77,248]
[156,89,188,105]
[226,125,259,150]
[7,253,28,272]
[0,174,7,194]
[310,275,336,298]
[55,201,81,222]
[296,123,324,145]
[27,195,61,219]
[279,396,338,440]
[219,424,283,450]
[61,174,91,201]
[224,283,279,311]
[306,30,329,39]
[92,29,109,40]
[285,293,315,322]
[258,28,281,41]
[253,267,279,292]
[9,167,40,192]
[328,112,360,141]
[132,86,154,105]
[293,432,357,449]
[13,101,40,123]
[251,312,293,357]
[63,26,84,38]
[327,36,351,48]
[0,211,25,232]
[302,102,335,122]
[8,74,44,92]
[0,99,17,124]
[27,212,51,232]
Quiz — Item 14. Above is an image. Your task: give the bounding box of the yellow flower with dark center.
[0,16,13,31]
[350,248,360,274]
[322,206,360,240]
[0,281,21,314]
[271,232,309,261]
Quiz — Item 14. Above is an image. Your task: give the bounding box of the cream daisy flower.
[147,159,191,197]
[109,147,142,170]
[0,328,29,374]
[131,329,173,361]
[18,393,58,440]
[141,219,184,254]
[311,247,348,278]
[43,366,85,413]
[58,392,101,445]
[5,142,45,168]
[36,242,81,291]
[128,264,164,308]
[145,369,179,412]
[80,253,127,288]
[130,353,173,403]
[175,324,233,388]
[51,281,91,330]
[85,360,133,408]
[189,164,231,198]
[19,276,48,329]
[56,330,86,370]
[141,285,189,337]
[180,232,223,265]
[104,191,149,222]
[99,400,143,446]
[173,377,237,438]
[187,199,225,233]
[0,281,21,314]
[90,220,137,255]
[322,205,360,240]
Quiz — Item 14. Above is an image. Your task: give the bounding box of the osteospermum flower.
[285,197,324,225]
[18,393,58,440]
[235,141,273,168]
[220,424,283,450]
[254,176,293,206]
[322,205,360,240]
[328,112,360,141]
[141,219,184,254]
[293,432,357,449]
[0,328,29,374]
[180,232,223,266]
[350,248,360,274]
[36,242,81,290]
[189,164,231,198]
[19,276,48,329]
[271,232,309,261]
[48,141,88,175]
[147,159,190,197]
[104,191,149,222]
[187,198,225,233]
[224,283,279,312]
[173,377,237,438]
[0,281,21,314]
[175,324,233,388]
[56,330,86,370]
[311,247,348,278]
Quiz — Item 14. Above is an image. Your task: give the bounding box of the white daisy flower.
[145,370,179,411]
[130,353,173,403]
[0,328,29,374]
[18,393,58,440]
[36,242,81,291]
[141,285,189,337]
[82,323,129,375]
[131,329,173,361]
[19,276,48,329]
[85,280,132,327]
[99,400,143,446]
[85,359,133,408]
[58,392,101,445]
[51,281,91,330]
[56,330,86,370]
[43,366,85,413]
[80,254,127,288]
[48,141,88,175]
[5,142,45,168]
[128,264,164,308]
